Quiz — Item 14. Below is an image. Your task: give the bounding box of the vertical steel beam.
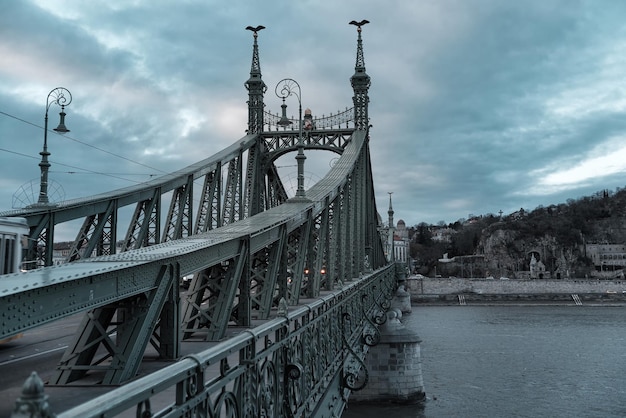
[316,200,331,291]
[244,141,267,217]
[353,152,365,277]
[180,240,248,341]
[66,200,117,262]
[222,154,243,225]
[194,166,222,233]
[53,306,117,384]
[287,211,312,304]
[266,162,289,208]
[122,188,161,251]
[221,240,250,333]
[304,209,324,298]
[154,272,180,359]
[235,239,252,327]
[26,212,54,267]
[54,263,180,385]
[180,266,219,340]
[104,263,179,384]
[329,193,341,287]
[249,227,285,318]
[162,175,193,242]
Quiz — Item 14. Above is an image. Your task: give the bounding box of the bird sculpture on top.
[246,25,266,35]
[349,19,370,31]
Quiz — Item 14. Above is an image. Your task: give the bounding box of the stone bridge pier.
[350,276,425,406]
[350,308,425,405]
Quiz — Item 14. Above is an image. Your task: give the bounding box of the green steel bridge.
[1,22,399,417]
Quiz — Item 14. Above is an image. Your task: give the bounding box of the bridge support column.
[349,309,425,405]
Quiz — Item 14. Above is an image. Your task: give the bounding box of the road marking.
[0,345,68,366]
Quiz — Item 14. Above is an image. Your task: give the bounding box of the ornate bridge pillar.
[350,309,426,405]
[245,25,268,217]
[350,20,371,131]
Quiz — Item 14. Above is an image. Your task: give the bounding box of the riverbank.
[413,292,626,306]
[405,276,626,306]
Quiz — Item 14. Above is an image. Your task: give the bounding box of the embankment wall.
[406,277,626,295]
[405,277,626,304]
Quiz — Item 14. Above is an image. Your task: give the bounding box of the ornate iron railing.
[56,265,394,418]
[263,107,355,131]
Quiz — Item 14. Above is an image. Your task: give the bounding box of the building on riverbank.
[584,243,626,275]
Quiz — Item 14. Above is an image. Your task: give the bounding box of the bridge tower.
[245,25,267,135]
[244,25,268,217]
[1,23,393,399]
[350,20,371,131]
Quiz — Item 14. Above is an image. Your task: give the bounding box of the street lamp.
[275,78,308,200]
[36,87,72,206]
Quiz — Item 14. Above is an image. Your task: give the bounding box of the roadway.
[0,290,235,417]
[0,313,88,416]
[0,289,323,417]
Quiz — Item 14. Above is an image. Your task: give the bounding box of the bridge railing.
[55,266,395,418]
[263,107,355,131]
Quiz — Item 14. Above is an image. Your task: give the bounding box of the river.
[342,305,626,418]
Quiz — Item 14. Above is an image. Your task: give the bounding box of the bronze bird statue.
[246,25,266,34]
[349,20,370,27]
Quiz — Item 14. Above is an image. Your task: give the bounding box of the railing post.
[11,372,55,418]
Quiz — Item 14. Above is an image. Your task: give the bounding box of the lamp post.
[36,87,72,206]
[275,78,307,199]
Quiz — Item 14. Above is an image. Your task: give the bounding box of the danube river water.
[342,305,626,418]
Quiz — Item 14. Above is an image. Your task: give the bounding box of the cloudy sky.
[2,0,626,235]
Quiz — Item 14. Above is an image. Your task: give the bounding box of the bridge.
[1,23,402,417]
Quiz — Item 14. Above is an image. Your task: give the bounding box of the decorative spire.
[349,20,371,131]
[246,26,265,77]
[349,20,369,73]
[245,25,267,134]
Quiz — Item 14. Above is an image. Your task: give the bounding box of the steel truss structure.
[57,267,396,418]
[1,22,387,410]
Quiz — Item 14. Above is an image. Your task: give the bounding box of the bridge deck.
[1,129,367,341]
[0,299,295,416]
[0,200,315,338]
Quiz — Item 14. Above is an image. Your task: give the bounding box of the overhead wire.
[1,109,261,214]
[1,108,222,212]
[0,110,166,183]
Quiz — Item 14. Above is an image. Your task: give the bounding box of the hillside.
[411,187,626,278]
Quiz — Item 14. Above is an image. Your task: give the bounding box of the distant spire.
[387,191,395,262]
[349,20,371,131]
[388,192,394,227]
[245,25,267,134]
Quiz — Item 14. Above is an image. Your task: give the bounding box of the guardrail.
[32,266,394,418]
